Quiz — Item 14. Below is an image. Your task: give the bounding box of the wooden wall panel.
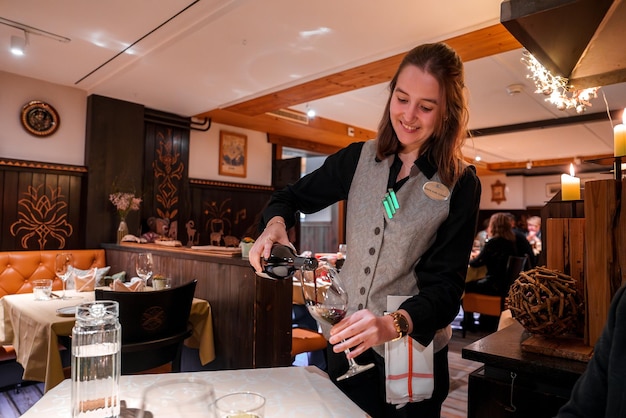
[0,159,87,250]
[104,243,292,370]
[85,95,145,248]
[188,180,273,247]
[142,121,190,241]
[584,179,621,347]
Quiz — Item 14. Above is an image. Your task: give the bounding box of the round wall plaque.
[20,100,60,137]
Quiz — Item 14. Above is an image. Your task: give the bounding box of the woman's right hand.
[248,216,290,274]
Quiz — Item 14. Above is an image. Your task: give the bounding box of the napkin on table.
[73,267,97,292]
[111,277,145,292]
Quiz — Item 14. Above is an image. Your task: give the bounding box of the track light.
[10,34,25,56]
[526,161,533,170]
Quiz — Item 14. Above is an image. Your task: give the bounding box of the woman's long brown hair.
[376,42,469,187]
[488,213,516,242]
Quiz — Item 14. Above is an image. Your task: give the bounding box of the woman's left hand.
[328,309,398,358]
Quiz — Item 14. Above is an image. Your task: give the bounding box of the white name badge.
[423,181,450,201]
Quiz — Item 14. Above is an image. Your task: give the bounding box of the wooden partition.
[584,179,625,346]
[103,243,293,370]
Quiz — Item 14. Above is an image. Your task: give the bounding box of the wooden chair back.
[95,279,197,374]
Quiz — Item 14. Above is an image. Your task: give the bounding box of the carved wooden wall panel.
[188,180,273,247]
[0,159,86,250]
[143,122,190,241]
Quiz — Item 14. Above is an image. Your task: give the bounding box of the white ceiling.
[2,0,625,174]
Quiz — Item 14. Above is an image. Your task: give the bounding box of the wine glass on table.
[137,378,216,418]
[136,252,154,287]
[299,262,375,381]
[55,253,74,299]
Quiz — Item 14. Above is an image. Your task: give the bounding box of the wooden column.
[546,218,585,304]
[583,179,623,347]
[620,181,626,288]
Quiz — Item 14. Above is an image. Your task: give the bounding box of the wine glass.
[55,253,74,299]
[137,378,215,418]
[336,244,347,270]
[299,262,374,381]
[136,253,154,286]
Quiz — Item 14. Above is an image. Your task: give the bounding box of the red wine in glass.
[308,306,346,325]
[300,263,374,381]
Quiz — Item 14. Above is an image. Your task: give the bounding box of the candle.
[614,108,626,157]
[561,163,580,200]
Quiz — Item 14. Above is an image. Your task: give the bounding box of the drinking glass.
[33,279,53,301]
[299,263,374,381]
[137,378,215,418]
[336,244,347,270]
[214,392,265,418]
[135,253,154,286]
[338,244,347,258]
[55,253,74,299]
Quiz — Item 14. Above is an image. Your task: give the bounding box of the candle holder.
[614,156,623,181]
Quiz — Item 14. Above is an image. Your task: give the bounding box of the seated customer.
[463,212,517,330]
[505,212,536,268]
[526,215,542,261]
[466,212,517,296]
[556,283,626,417]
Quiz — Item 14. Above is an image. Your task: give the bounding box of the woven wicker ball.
[507,266,584,336]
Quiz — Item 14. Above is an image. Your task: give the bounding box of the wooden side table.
[462,322,588,418]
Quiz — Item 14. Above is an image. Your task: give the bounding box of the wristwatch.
[388,311,409,342]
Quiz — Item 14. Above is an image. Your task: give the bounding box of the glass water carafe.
[71,301,121,418]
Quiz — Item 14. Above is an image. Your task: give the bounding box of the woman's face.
[390,65,442,154]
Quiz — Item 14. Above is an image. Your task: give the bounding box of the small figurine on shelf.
[142,217,170,243]
[240,237,255,258]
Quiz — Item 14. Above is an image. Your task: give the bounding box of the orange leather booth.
[0,249,106,386]
[0,249,106,298]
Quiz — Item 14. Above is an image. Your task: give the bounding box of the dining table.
[0,288,215,392]
[21,365,368,417]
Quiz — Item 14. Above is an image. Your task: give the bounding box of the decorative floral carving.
[153,135,184,220]
[10,185,73,249]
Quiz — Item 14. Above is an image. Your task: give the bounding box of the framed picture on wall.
[546,182,560,198]
[219,131,247,177]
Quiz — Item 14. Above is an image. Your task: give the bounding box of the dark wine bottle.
[261,244,318,279]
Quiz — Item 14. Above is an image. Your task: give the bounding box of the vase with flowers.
[109,192,142,243]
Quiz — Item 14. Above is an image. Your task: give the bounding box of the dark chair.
[95,279,197,374]
[461,255,528,338]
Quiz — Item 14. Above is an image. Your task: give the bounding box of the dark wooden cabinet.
[462,322,588,418]
[103,243,293,370]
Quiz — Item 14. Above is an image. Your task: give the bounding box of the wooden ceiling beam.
[484,153,614,171]
[215,23,521,117]
[204,108,375,148]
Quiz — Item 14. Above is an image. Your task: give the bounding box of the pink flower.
[109,192,142,219]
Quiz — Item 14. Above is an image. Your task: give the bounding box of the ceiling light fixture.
[0,17,71,45]
[306,104,316,119]
[10,33,26,56]
[522,50,599,114]
[506,84,524,96]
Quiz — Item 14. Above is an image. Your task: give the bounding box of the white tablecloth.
[21,366,368,417]
[0,289,214,392]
